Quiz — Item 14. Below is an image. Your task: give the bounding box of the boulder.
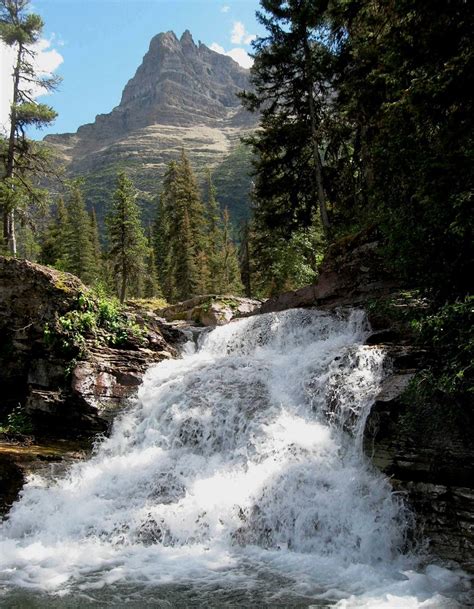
[260,231,399,314]
[159,295,261,326]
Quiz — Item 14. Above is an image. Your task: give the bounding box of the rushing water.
[0,309,470,608]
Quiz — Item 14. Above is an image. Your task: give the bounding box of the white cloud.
[221,5,230,13]
[0,38,63,133]
[230,21,256,45]
[210,42,253,70]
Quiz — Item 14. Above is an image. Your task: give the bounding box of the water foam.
[0,308,469,607]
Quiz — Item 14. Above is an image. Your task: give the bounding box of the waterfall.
[0,309,468,608]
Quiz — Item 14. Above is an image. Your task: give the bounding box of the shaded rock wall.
[0,257,179,437]
[364,346,474,570]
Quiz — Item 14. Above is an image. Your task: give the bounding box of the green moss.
[53,272,75,293]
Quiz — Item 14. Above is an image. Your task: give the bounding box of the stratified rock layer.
[0,256,178,436]
[45,31,257,223]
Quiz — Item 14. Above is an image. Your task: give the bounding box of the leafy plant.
[0,405,33,435]
[44,288,146,358]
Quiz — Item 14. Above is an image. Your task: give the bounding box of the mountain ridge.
[45,30,257,223]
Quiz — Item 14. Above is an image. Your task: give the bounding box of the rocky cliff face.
[0,257,180,437]
[45,31,256,223]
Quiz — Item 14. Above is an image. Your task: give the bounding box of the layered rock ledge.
[0,256,180,437]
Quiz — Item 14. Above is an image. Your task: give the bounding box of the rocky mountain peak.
[44,30,257,224]
[116,29,251,129]
[180,29,196,46]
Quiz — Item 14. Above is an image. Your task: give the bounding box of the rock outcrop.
[45,31,257,224]
[364,346,474,570]
[0,256,179,437]
[159,295,261,326]
[260,230,399,314]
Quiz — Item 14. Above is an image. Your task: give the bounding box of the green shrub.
[0,405,33,435]
[44,288,145,357]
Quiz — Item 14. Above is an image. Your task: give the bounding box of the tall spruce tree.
[156,153,208,301]
[0,0,59,254]
[174,208,199,301]
[203,168,224,293]
[217,208,243,294]
[63,181,96,284]
[88,207,103,285]
[239,220,252,297]
[106,171,147,303]
[40,198,68,269]
[143,226,161,298]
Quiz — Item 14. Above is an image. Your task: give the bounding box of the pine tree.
[106,171,147,303]
[40,198,69,269]
[239,220,252,297]
[88,207,103,285]
[156,153,208,301]
[143,226,161,298]
[203,168,224,293]
[64,181,96,284]
[16,220,40,261]
[153,193,174,299]
[218,208,243,294]
[0,0,59,254]
[174,208,199,301]
[240,0,332,238]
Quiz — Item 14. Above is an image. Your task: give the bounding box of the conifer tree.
[88,207,103,285]
[239,220,252,297]
[0,0,60,254]
[106,171,147,303]
[40,198,68,269]
[143,226,161,298]
[63,181,96,284]
[218,208,243,294]
[203,168,224,293]
[154,193,174,301]
[156,153,208,301]
[174,208,199,301]
[240,0,332,237]
[16,220,40,261]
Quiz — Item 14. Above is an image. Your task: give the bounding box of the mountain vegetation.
[0,0,59,255]
[240,0,472,427]
[0,1,471,405]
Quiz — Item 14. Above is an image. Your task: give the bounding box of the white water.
[0,309,470,607]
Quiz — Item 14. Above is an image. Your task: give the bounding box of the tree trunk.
[303,35,331,236]
[3,43,23,255]
[120,266,127,303]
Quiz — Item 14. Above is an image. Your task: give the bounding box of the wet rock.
[0,455,24,516]
[364,353,474,569]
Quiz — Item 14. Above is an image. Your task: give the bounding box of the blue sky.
[1,0,263,138]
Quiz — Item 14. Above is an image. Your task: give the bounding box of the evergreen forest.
[1,0,472,425]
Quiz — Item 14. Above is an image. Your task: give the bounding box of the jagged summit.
[46,30,252,145]
[45,30,256,223]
